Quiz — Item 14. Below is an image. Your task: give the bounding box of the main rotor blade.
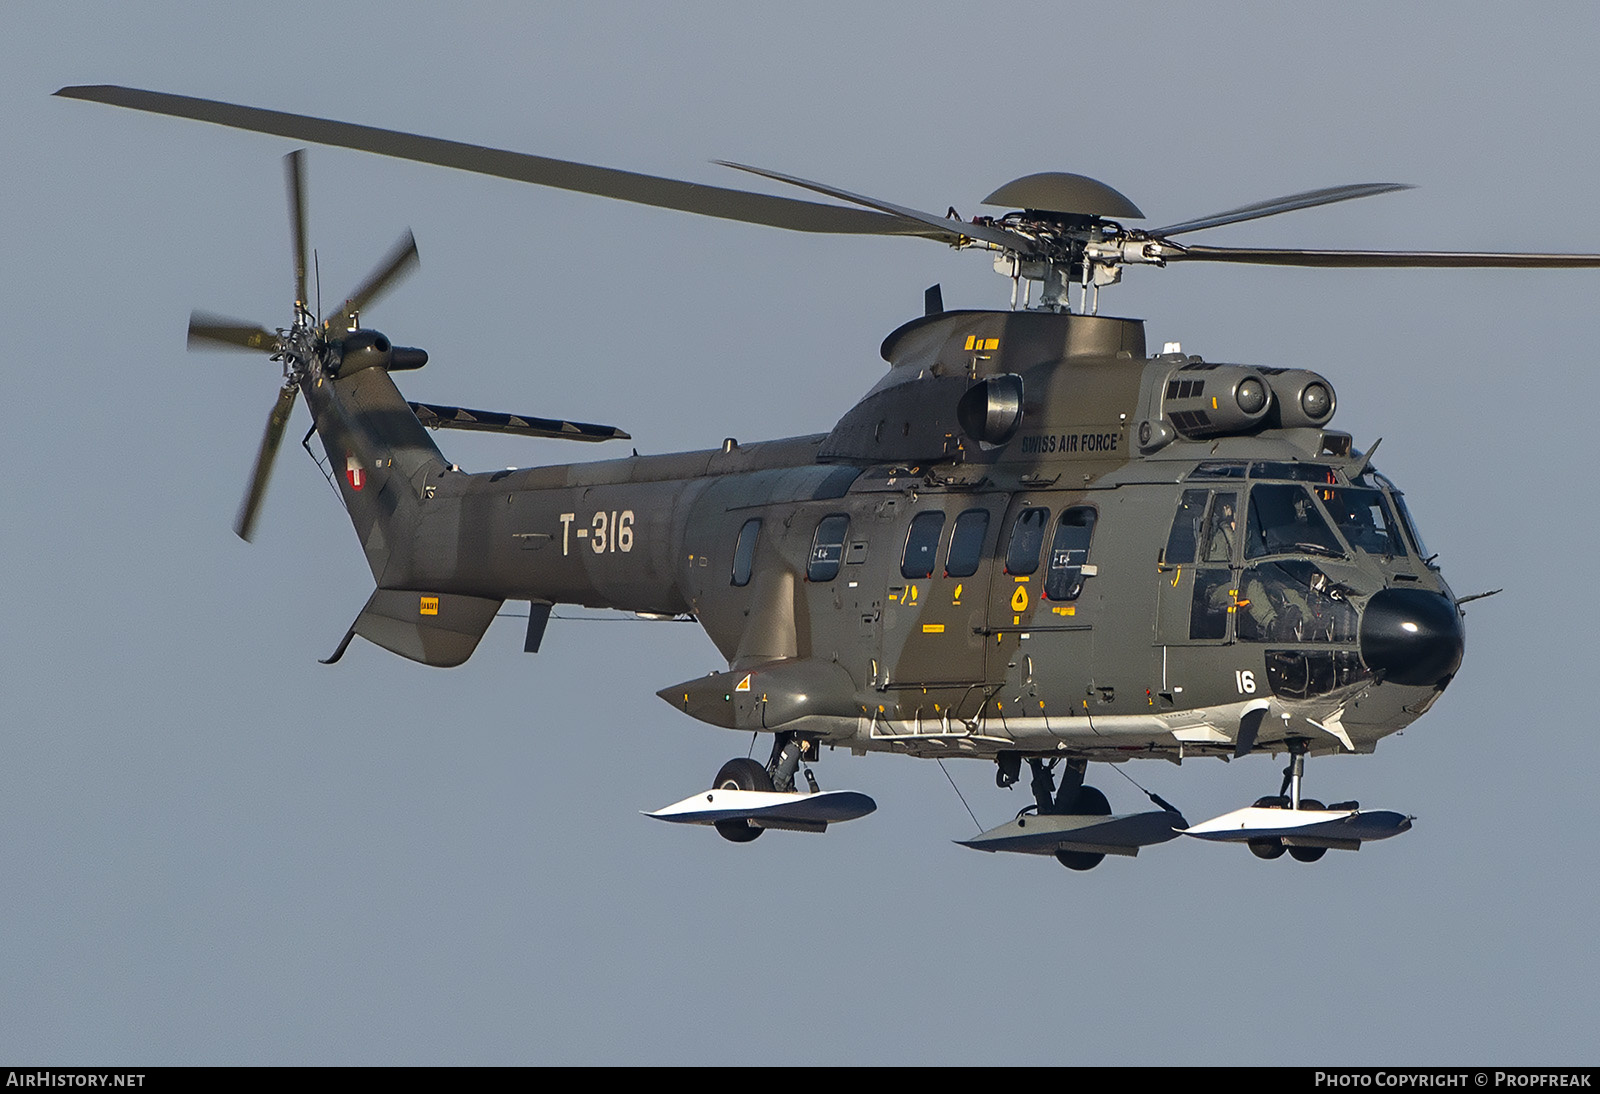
[326,230,418,330]
[1150,184,1413,238]
[56,85,938,240]
[1167,245,1600,268]
[188,311,278,352]
[286,149,309,310]
[234,383,299,543]
[714,161,1033,253]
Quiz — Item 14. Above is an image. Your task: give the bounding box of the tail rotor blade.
[234,383,299,542]
[285,150,310,311]
[327,229,418,330]
[189,311,278,352]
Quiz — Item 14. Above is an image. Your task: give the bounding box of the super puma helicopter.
[59,85,1593,871]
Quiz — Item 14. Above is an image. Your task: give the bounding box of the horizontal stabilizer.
[958,810,1186,858]
[645,788,876,833]
[409,402,629,442]
[351,588,504,667]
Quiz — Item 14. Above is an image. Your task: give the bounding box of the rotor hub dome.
[982,173,1143,219]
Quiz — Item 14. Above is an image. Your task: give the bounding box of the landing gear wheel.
[1052,783,1111,871]
[1286,798,1327,861]
[714,757,774,793]
[1248,838,1286,860]
[712,757,773,844]
[1054,849,1105,871]
[1062,785,1111,816]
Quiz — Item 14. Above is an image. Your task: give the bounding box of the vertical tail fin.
[303,361,447,585]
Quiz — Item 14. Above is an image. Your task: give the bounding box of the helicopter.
[55,85,1600,871]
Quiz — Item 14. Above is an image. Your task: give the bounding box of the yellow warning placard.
[419,596,439,616]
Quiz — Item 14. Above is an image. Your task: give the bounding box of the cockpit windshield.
[1318,487,1407,558]
[1244,484,1344,560]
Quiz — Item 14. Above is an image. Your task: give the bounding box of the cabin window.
[1044,507,1097,601]
[1244,484,1343,560]
[807,514,850,582]
[731,518,761,587]
[945,508,989,578]
[1004,508,1050,575]
[901,511,945,579]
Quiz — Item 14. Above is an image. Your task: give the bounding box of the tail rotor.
[185,150,420,541]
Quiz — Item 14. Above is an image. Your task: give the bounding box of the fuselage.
[309,309,1464,766]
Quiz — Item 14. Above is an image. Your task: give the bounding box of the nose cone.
[1359,588,1465,687]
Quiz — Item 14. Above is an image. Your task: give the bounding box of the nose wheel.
[1246,740,1335,863]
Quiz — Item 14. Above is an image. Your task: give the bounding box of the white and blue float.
[646,787,877,836]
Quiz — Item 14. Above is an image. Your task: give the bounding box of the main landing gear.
[709,733,824,842]
[710,757,772,843]
[1023,758,1113,871]
[959,755,1186,870]
[645,732,876,839]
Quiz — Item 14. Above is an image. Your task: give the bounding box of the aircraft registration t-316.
[62,85,1575,870]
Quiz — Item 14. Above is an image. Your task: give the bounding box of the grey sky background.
[4,1,1597,1065]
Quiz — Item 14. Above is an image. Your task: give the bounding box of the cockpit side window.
[1390,491,1432,560]
[807,514,850,582]
[731,518,761,587]
[1044,507,1097,601]
[1202,491,1240,564]
[1005,508,1050,575]
[1165,490,1209,565]
[901,511,946,579]
[1245,484,1343,560]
